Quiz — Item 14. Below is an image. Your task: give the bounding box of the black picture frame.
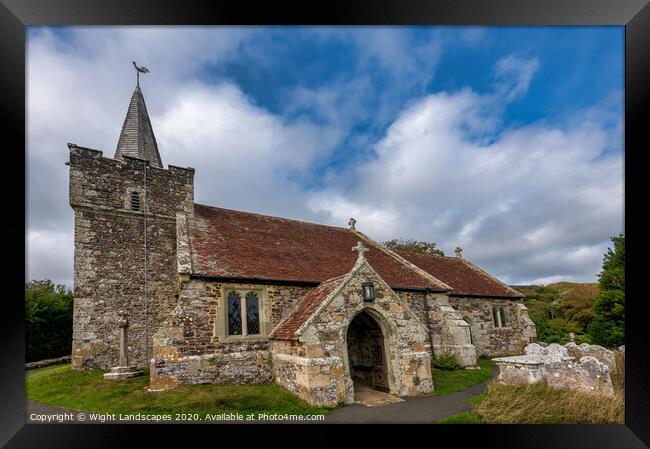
[3,0,648,446]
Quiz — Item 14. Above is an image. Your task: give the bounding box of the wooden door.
[369,334,389,392]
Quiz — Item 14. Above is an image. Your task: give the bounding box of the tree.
[25,280,74,362]
[382,238,445,256]
[588,235,625,348]
[557,283,598,330]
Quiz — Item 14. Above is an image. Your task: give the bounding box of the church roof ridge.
[192,202,351,231]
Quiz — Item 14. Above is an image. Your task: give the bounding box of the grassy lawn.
[431,357,495,396]
[26,364,331,419]
[439,382,624,424]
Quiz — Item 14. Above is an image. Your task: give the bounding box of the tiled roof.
[396,251,523,298]
[269,275,346,340]
[189,204,445,290]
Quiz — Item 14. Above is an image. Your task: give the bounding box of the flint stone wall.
[448,297,536,357]
[400,291,477,367]
[493,342,615,396]
[69,146,194,370]
[150,278,311,389]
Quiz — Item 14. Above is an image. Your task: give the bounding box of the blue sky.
[26,26,624,286]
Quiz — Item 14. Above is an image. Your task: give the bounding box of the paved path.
[324,380,489,424]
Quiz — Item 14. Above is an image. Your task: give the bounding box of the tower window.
[130,191,141,211]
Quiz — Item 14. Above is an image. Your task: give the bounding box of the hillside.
[509,282,599,344]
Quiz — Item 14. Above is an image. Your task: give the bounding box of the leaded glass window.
[227,291,242,335]
[246,292,260,335]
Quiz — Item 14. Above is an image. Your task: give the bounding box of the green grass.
[438,410,481,424]
[26,364,331,419]
[430,357,495,396]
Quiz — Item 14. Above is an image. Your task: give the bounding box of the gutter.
[189,273,449,293]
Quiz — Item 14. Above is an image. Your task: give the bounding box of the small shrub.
[432,354,458,370]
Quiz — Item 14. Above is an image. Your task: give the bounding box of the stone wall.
[69,145,194,370]
[150,278,312,389]
[448,296,536,356]
[399,291,477,367]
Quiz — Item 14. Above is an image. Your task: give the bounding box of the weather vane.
[132,61,150,87]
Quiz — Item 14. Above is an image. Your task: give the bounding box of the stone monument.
[103,310,143,379]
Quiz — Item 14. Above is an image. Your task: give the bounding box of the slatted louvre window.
[130,191,141,211]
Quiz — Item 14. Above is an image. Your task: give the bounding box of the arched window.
[222,289,264,338]
[246,292,260,335]
[227,291,242,335]
[499,307,507,327]
[492,307,499,327]
[492,306,508,328]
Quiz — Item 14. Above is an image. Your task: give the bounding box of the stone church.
[68,83,537,406]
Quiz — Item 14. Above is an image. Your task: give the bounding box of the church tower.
[68,75,195,370]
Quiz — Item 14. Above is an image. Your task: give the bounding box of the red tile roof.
[189,204,445,290]
[396,252,523,298]
[269,275,346,340]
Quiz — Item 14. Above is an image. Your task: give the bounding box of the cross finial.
[352,241,369,260]
[455,246,463,258]
[348,217,356,230]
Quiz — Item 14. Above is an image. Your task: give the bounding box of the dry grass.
[442,349,626,424]
[472,382,624,424]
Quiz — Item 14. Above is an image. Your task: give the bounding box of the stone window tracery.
[219,287,266,340]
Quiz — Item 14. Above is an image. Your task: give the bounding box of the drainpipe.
[143,160,149,365]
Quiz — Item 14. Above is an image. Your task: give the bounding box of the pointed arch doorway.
[346,310,389,392]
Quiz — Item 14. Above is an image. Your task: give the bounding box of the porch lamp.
[362,282,375,301]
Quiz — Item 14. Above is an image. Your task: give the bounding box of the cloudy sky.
[26,26,624,288]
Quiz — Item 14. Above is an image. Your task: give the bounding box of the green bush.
[25,280,74,362]
[432,354,458,370]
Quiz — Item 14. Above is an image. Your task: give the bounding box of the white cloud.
[494,54,540,101]
[26,27,623,288]
[26,229,74,287]
[155,82,342,215]
[27,27,343,288]
[308,87,623,284]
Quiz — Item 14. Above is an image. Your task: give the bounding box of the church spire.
[114,64,162,168]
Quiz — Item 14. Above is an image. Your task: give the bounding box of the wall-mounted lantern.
[362,282,375,301]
